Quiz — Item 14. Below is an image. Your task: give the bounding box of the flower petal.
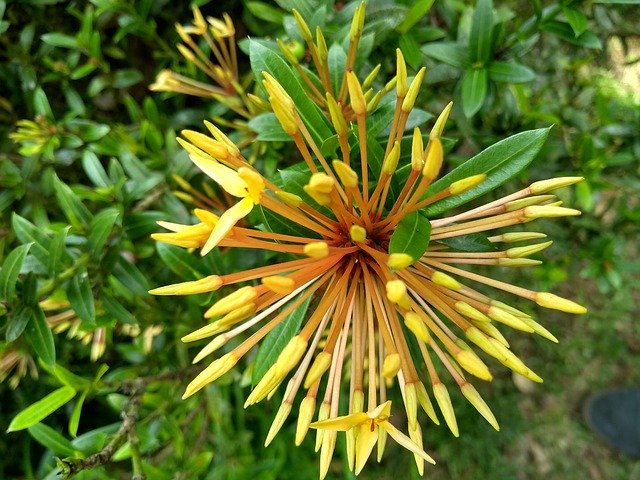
[355,422,378,474]
[378,421,436,465]
[201,197,254,256]
[189,152,248,198]
[309,412,369,431]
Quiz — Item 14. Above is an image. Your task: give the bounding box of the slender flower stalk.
[150,5,586,477]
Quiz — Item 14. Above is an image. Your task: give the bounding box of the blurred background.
[0,0,638,479]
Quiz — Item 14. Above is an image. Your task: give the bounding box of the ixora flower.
[150,5,586,478]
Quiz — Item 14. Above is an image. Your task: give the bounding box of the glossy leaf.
[25,306,56,366]
[562,6,588,37]
[52,174,92,229]
[156,243,212,280]
[437,233,497,252]
[48,226,70,275]
[5,306,31,342]
[7,385,76,432]
[11,214,51,266]
[397,0,436,33]
[422,42,471,69]
[65,272,95,324]
[248,113,290,142]
[250,40,333,147]
[461,68,488,117]
[488,61,535,83]
[69,390,88,437]
[389,211,432,261]
[542,20,602,49]
[87,208,120,256]
[469,0,494,62]
[0,242,33,302]
[422,127,552,217]
[28,423,79,456]
[252,295,312,384]
[328,43,346,96]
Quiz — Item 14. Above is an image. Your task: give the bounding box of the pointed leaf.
[25,305,56,366]
[469,0,494,62]
[488,61,535,83]
[7,386,76,432]
[5,306,31,342]
[65,271,95,324]
[87,208,120,256]
[422,42,470,69]
[461,67,488,117]
[397,0,436,33]
[69,390,88,437]
[0,242,33,301]
[28,422,79,456]
[422,127,552,217]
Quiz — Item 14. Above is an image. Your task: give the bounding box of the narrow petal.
[355,423,379,474]
[378,421,436,465]
[201,197,254,255]
[309,412,369,431]
[189,152,248,198]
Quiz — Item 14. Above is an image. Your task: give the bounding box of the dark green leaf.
[7,386,76,432]
[469,0,494,62]
[112,258,149,296]
[246,1,285,24]
[156,243,211,280]
[422,42,471,69]
[542,21,602,49]
[421,127,552,217]
[437,233,497,252]
[247,113,290,142]
[328,43,347,96]
[48,226,70,275]
[87,208,120,256]
[562,6,588,37]
[28,423,78,456]
[25,305,56,366]
[101,293,137,325]
[252,295,312,384]
[488,61,535,83]
[11,214,51,266]
[389,211,432,261]
[0,242,33,302]
[397,0,435,33]
[82,151,111,188]
[461,68,488,117]
[65,272,95,324]
[112,69,143,88]
[399,34,423,70]
[249,40,333,147]
[52,174,93,229]
[5,306,31,342]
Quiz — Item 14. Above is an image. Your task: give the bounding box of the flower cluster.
[151,4,586,477]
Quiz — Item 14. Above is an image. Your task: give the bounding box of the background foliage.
[1,0,639,479]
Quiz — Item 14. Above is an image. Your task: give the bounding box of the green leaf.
[69,390,88,437]
[461,68,488,117]
[252,295,312,384]
[65,272,95,324]
[52,174,93,229]
[422,42,471,69]
[437,233,497,252]
[5,306,31,342]
[389,211,432,261]
[399,34,422,70]
[246,1,285,24]
[101,293,136,324]
[562,6,588,37]
[328,43,347,96]
[469,0,494,62]
[82,151,111,188]
[112,258,149,296]
[421,127,552,217]
[156,243,211,280]
[249,40,333,147]
[33,87,54,120]
[48,226,70,275]
[40,32,78,49]
[25,305,56,366]
[28,423,78,456]
[542,21,602,49]
[7,386,76,432]
[0,242,33,302]
[397,0,435,33]
[247,113,290,142]
[11,214,51,265]
[41,362,91,390]
[87,208,120,256]
[488,61,535,83]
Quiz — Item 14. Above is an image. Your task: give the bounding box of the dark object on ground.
[584,388,640,458]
